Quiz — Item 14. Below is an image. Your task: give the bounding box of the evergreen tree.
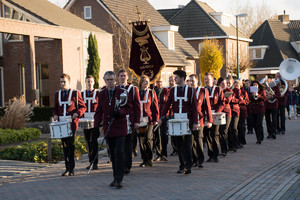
[87,33,100,88]
[199,39,224,85]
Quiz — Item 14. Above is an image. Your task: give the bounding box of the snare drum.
[138,117,149,134]
[212,112,226,125]
[167,119,191,136]
[49,121,72,138]
[78,118,94,131]
[84,112,95,119]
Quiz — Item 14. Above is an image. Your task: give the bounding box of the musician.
[203,72,225,162]
[234,80,249,146]
[94,71,131,188]
[81,75,100,170]
[159,70,198,174]
[118,69,141,174]
[244,79,254,134]
[153,79,169,162]
[138,75,159,167]
[167,76,177,156]
[249,81,266,144]
[52,74,86,176]
[189,74,212,168]
[217,77,232,157]
[275,72,288,134]
[265,77,281,139]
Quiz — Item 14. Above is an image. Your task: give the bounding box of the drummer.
[117,69,141,174]
[189,74,212,168]
[52,73,86,176]
[159,70,198,174]
[203,72,225,163]
[81,75,100,170]
[138,75,159,168]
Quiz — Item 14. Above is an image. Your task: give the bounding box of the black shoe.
[267,135,272,139]
[177,169,184,174]
[147,161,153,167]
[154,156,161,162]
[256,141,261,144]
[238,144,243,149]
[93,165,98,170]
[207,158,213,162]
[115,181,123,188]
[232,148,237,152]
[212,157,219,163]
[61,170,69,176]
[184,169,191,174]
[161,156,168,161]
[107,160,111,163]
[124,168,130,174]
[139,162,147,167]
[86,164,91,170]
[68,170,74,176]
[282,131,285,134]
[198,164,204,168]
[192,162,197,167]
[220,153,227,157]
[170,152,177,156]
[272,134,276,139]
[110,180,117,187]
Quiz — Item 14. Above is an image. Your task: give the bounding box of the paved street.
[0,118,299,200]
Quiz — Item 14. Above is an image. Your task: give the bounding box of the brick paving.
[0,119,299,200]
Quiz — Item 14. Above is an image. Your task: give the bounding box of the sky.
[49,0,299,20]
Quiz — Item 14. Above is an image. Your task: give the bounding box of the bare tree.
[231,0,277,37]
[227,53,256,75]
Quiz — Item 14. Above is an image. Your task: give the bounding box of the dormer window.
[210,12,231,27]
[84,6,92,20]
[249,45,268,60]
[151,25,178,50]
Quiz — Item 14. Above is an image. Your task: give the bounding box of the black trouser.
[153,124,162,157]
[138,124,154,163]
[238,117,247,145]
[247,109,254,133]
[219,117,231,154]
[171,136,177,154]
[132,132,138,154]
[265,108,278,136]
[154,121,168,157]
[228,116,240,149]
[84,128,100,165]
[252,113,264,142]
[124,131,133,170]
[204,125,220,159]
[277,105,286,133]
[192,127,204,165]
[106,136,125,182]
[175,134,192,170]
[61,132,75,171]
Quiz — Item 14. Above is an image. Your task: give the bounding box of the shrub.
[0,128,41,145]
[0,136,88,163]
[30,107,53,122]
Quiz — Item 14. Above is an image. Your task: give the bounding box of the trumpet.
[260,77,276,103]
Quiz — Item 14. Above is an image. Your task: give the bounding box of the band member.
[159,70,198,174]
[138,75,159,167]
[203,72,225,162]
[234,80,249,146]
[244,79,254,134]
[275,72,288,134]
[189,74,212,168]
[249,81,266,144]
[94,71,131,188]
[53,74,86,176]
[167,76,177,156]
[217,77,232,157]
[117,69,141,174]
[265,77,280,139]
[81,75,100,170]
[153,79,169,162]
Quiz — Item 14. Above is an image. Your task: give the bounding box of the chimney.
[278,10,290,24]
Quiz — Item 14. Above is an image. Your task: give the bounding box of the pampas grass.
[0,96,33,129]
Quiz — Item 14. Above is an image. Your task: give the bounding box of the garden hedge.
[0,128,41,145]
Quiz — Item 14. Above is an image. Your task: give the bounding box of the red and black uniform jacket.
[231,88,241,117]
[239,88,249,118]
[195,87,213,127]
[205,85,225,113]
[249,89,266,114]
[140,89,159,124]
[222,88,233,118]
[265,85,281,110]
[81,89,99,113]
[123,84,141,125]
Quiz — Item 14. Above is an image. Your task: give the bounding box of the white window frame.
[249,45,268,60]
[0,34,3,57]
[84,6,92,20]
[0,67,4,107]
[19,64,25,97]
[168,31,175,50]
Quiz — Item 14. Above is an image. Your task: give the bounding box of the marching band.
[51,68,294,188]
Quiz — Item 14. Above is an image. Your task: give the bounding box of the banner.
[129,21,164,83]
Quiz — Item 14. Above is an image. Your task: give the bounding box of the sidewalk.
[0,118,299,200]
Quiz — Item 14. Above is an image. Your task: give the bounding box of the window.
[249,46,268,60]
[0,34,3,56]
[19,64,25,97]
[0,67,4,107]
[84,6,92,20]
[36,64,50,106]
[3,5,11,18]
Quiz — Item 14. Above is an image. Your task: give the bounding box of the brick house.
[158,0,252,79]
[250,13,300,81]
[64,0,199,86]
[0,0,113,107]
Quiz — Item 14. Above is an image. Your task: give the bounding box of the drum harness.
[126,85,133,134]
[58,89,74,121]
[83,89,99,113]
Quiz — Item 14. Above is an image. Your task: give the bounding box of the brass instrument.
[260,77,277,103]
[279,58,300,80]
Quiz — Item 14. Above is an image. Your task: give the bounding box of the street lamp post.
[235,13,247,80]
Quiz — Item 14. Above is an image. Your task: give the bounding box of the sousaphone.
[279,58,300,80]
